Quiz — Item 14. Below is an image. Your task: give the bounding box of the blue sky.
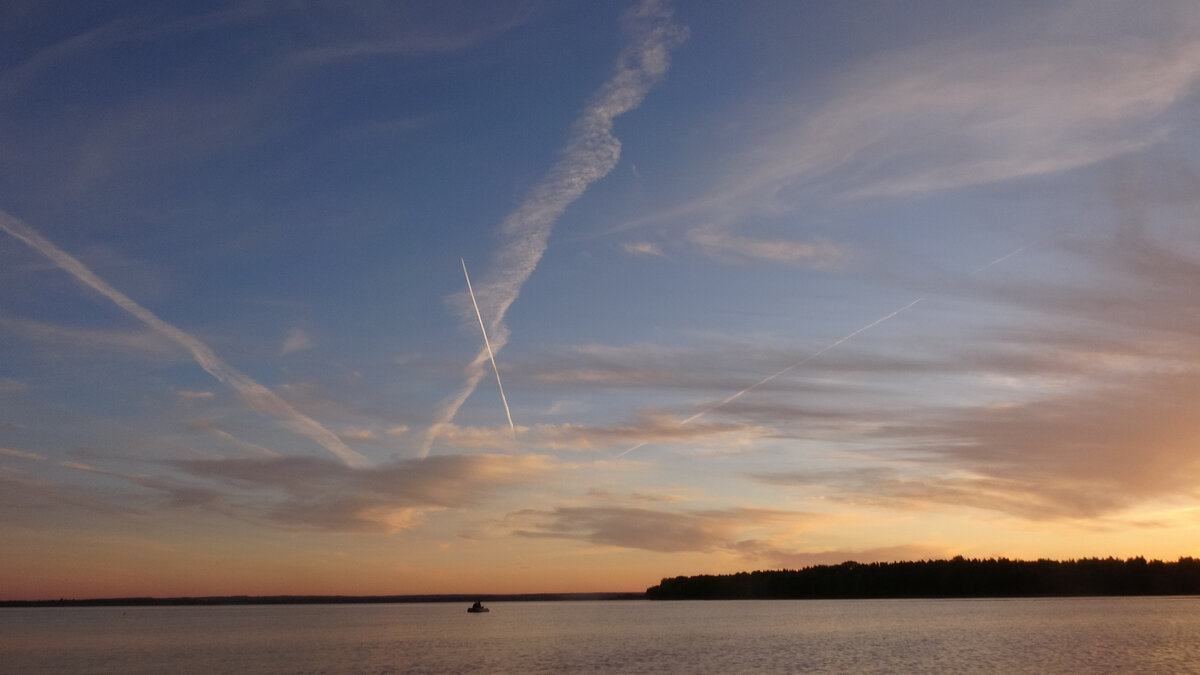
[3,0,1200,598]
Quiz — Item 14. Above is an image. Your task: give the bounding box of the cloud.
[688,230,847,267]
[1,2,529,190]
[423,0,688,456]
[0,315,178,358]
[0,378,27,394]
[750,467,899,491]
[528,342,756,392]
[0,13,133,103]
[57,460,106,474]
[794,16,1199,199]
[340,427,378,442]
[125,473,232,511]
[520,329,930,441]
[510,505,809,553]
[285,2,532,66]
[891,198,1200,519]
[187,421,281,459]
[386,425,410,437]
[888,369,1200,519]
[434,413,769,452]
[0,465,141,520]
[281,328,313,354]
[745,306,1200,522]
[177,390,215,400]
[172,454,557,532]
[622,242,664,257]
[63,79,286,193]
[586,488,683,504]
[672,172,1200,523]
[0,447,45,461]
[0,209,369,468]
[623,0,1200,231]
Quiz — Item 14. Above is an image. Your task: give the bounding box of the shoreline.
[0,592,645,608]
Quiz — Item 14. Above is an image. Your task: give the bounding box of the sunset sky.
[3,0,1200,600]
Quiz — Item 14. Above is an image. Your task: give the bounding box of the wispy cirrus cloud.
[784,10,1200,200]
[0,210,369,468]
[0,447,46,461]
[339,427,378,442]
[622,242,664,257]
[0,315,178,358]
[510,504,811,553]
[0,465,141,521]
[2,1,528,193]
[645,171,1200,522]
[0,452,558,534]
[434,413,768,452]
[285,1,532,66]
[57,460,106,474]
[0,378,28,394]
[186,420,281,459]
[281,328,313,354]
[585,488,684,504]
[423,0,688,457]
[528,341,763,392]
[889,369,1200,520]
[171,453,558,532]
[745,225,1200,522]
[621,0,1200,233]
[688,229,847,267]
[0,13,135,103]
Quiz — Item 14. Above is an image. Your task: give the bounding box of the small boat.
[467,601,489,613]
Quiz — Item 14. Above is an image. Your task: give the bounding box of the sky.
[2,0,1200,600]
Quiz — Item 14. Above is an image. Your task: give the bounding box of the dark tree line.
[646,557,1200,599]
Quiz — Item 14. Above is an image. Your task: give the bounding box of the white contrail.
[681,298,925,425]
[462,258,514,430]
[616,298,922,458]
[421,0,687,458]
[207,426,282,459]
[617,245,1028,457]
[0,209,370,469]
[970,244,1027,275]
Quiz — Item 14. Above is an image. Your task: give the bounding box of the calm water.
[3,597,1199,674]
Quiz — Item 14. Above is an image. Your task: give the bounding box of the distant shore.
[12,556,1200,607]
[0,592,645,608]
[647,557,1200,600]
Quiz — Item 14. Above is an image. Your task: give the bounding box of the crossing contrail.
[0,208,370,468]
[419,0,687,458]
[616,245,1028,458]
[616,298,922,458]
[970,244,1026,275]
[462,258,514,431]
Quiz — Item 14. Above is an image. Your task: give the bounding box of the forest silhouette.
[646,557,1200,599]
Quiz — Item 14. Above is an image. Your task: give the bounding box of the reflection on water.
[3,596,1199,673]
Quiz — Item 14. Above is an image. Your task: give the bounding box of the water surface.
[3,597,1198,673]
